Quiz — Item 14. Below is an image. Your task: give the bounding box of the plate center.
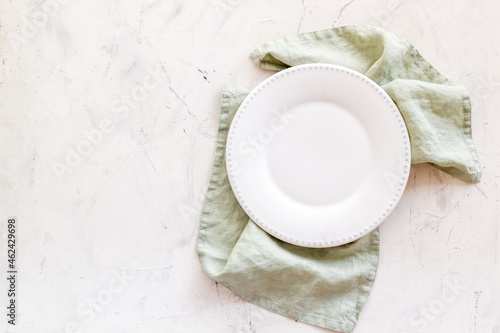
[267,101,371,206]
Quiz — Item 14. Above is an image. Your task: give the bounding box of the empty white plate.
[226,64,411,248]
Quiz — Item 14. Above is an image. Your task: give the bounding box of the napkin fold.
[197,25,481,333]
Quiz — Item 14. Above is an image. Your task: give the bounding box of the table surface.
[1,0,499,332]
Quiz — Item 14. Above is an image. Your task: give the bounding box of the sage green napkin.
[197,25,481,333]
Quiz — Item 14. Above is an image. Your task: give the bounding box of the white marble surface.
[1,0,500,332]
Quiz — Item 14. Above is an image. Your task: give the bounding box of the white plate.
[226,64,410,248]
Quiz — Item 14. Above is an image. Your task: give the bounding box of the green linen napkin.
[197,25,481,333]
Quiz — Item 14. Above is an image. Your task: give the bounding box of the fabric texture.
[197,25,481,333]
